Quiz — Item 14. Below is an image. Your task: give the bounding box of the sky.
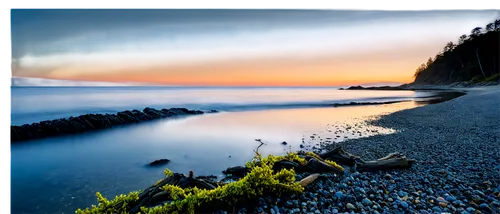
[11,9,500,86]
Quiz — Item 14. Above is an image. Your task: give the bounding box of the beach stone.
[346,203,356,210]
[401,201,409,209]
[362,198,373,206]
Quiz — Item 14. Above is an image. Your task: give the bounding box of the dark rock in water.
[344,85,404,90]
[300,145,305,148]
[11,107,212,143]
[148,159,170,166]
[222,166,250,178]
[281,141,288,145]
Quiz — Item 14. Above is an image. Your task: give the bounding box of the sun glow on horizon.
[11,9,499,86]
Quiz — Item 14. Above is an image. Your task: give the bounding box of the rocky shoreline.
[217,87,499,214]
[11,107,217,143]
[219,87,500,214]
[284,87,500,214]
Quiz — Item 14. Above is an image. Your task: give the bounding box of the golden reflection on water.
[154,101,425,156]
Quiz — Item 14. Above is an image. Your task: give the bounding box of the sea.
[10,86,456,213]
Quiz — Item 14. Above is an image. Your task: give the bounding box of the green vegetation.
[76,151,344,214]
[413,19,500,85]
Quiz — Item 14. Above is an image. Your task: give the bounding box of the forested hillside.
[413,19,500,85]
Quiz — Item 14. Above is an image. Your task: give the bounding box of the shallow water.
[11,103,426,213]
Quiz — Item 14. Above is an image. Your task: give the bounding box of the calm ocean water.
[11,87,442,214]
[11,86,436,125]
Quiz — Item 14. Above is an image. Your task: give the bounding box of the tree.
[494,19,500,31]
[486,23,495,32]
[414,63,426,77]
[470,27,482,37]
[458,34,468,44]
[443,41,456,53]
[426,57,433,67]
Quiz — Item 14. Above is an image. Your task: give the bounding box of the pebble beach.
[239,86,500,214]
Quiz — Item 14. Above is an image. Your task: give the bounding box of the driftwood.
[298,173,320,187]
[319,146,361,166]
[320,146,416,172]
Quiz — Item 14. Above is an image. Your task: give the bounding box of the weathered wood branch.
[320,146,416,172]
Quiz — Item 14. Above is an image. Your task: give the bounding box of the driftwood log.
[320,146,416,172]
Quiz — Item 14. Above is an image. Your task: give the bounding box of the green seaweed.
[76,152,308,214]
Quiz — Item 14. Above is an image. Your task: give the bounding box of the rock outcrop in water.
[11,107,217,143]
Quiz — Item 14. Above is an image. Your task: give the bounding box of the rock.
[362,198,373,206]
[222,166,250,178]
[479,203,490,210]
[335,191,343,199]
[384,174,392,180]
[398,191,408,197]
[346,203,356,210]
[148,159,170,166]
[445,196,457,202]
[11,107,207,142]
[400,201,409,209]
[281,141,288,145]
[300,145,305,148]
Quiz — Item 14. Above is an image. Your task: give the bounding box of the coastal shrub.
[75,191,140,214]
[76,152,307,214]
[245,151,307,168]
[142,156,303,214]
[163,168,173,177]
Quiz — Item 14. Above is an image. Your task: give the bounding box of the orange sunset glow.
[11,9,499,86]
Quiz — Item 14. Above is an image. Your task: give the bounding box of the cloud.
[11,77,147,87]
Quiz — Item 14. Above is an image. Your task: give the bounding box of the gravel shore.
[241,86,500,214]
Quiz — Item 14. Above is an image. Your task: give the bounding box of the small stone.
[445,196,457,202]
[335,191,343,199]
[281,141,287,145]
[346,203,356,210]
[479,203,490,210]
[398,191,408,197]
[401,201,409,209]
[439,202,448,208]
[384,174,392,179]
[432,206,442,212]
[466,207,475,212]
[362,198,373,206]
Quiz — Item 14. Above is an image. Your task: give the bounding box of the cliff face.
[412,20,500,85]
